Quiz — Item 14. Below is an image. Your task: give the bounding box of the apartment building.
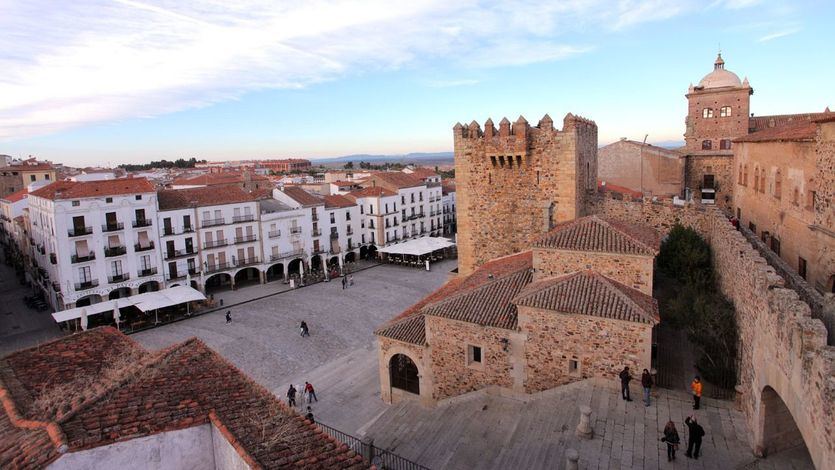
[27,179,163,310]
[0,188,28,245]
[345,186,398,258]
[441,182,457,236]
[259,197,309,282]
[359,173,440,240]
[322,194,362,270]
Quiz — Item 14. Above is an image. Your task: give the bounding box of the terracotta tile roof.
[158,186,257,210]
[441,181,455,195]
[748,111,832,133]
[376,251,534,344]
[29,178,155,200]
[513,271,659,325]
[735,121,818,143]
[367,172,424,190]
[0,328,370,470]
[329,180,357,187]
[16,159,55,172]
[281,186,324,207]
[346,187,396,199]
[172,172,269,186]
[323,194,356,209]
[1,188,28,203]
[597,181,643,199]
[406,168,439,180]
[533,215,659,256]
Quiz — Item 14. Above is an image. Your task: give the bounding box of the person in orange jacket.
[691,376,702,410]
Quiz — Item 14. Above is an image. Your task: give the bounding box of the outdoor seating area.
[378,236,456,269]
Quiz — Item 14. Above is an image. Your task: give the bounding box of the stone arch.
[389,353,420,395]
[309,255,322,272]
[367,245,378,259]
[137,281,160,293]
[108,287,131,300]
[205,273,232,293]
[344,251,356,263]
[359,245,369,260]
[233,267,260,287]
[287,258,305,276]
[75,294,102,308]
[756,385,809,458]
[327,256,340,269]
[266,263,285,282]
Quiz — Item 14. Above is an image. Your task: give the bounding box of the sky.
[0,0,833,167]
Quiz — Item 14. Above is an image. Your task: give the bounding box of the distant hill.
[313,152,453,164]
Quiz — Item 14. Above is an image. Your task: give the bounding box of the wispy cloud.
[758,28,801,42]
[425,79,481,88]
[0,1,690,140]
[708,0,762,9]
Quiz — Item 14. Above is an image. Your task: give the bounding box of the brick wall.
[454,114,597,275]
[519,306,652,393]
[533,248,654,295]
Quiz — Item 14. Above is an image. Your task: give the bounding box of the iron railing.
[102,222,124,232]
[232,214,255,223]
[132,219,152,228]
[104,246,127,257]
[68,226,93,237]
[314,422,430,470]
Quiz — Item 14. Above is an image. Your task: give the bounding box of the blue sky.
[1,0,832,167]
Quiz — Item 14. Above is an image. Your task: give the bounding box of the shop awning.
[377,236,456,257]
[51,286,206,323]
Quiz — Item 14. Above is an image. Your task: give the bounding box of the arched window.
[720,106,732,117]
[701,140,712,150]
[753,168,759,192]
[793,187,800,205]
[759,170,766,194]
[702,108,714,119]
[743,165,748,186]
[389,354,420,394]
[774,170,782,199]
[738,165,743,185]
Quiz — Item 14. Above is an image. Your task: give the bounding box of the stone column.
[259,270,266,284]
[576,405,593,439]
[565,449,579,470]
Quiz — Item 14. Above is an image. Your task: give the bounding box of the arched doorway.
[345,251,356,263]
[266,263,285,282]
[205,273,232,293]
[288,258,304,276]
[758,386,809,458]
[310,256,322,273]
[234,267,260,288]
[75,294,102,308]
[108,287,131,300]
[389,353,419,395]
[359,245,368,260]
[368,245,378,260]
[137,281,160,293]
[327,256,340,270]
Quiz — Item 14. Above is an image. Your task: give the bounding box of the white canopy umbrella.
[80,308,88,331]
[113,299,121,330]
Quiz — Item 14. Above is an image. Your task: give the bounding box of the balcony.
[270,249,305,261]
[203,239,228,249]
[235,257,260,268]
[168,268,200,281]
[49,253,57,264]
[330,232,339,240]
[165,248,196,260]
[105,246,127,257]
[268,230,281,239]
[346,227,354,235]
[102,222,124,232]
[202,218,225,228]
[292,227,304,235]
[134,242,155,252]
[204,262,232,274]
[312,213,319,222]
[132,219,152,228]
[311,247,325,255]
[108,273,130,283]
[138,267,158,277]
[182,225,194,233]
[68,226,93,237]
[75,280,99,291]
[71,253,96,263]
[234,234,257,244]
[232,214,255,223]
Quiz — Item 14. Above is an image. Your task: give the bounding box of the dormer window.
[720,106,732,117]
[702,108,714,119]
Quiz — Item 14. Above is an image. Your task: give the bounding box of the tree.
[343,161,354,169]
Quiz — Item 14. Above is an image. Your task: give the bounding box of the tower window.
[720,139,732,150]
[720,106,732,117]
[702,108,714,119]
[701,140,712,150]
[467,345,482,366]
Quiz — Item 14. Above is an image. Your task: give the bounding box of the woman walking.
[661,421,681,461]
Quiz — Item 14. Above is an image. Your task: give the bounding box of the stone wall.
[518,306,653,393]
[589,193,835,469]
[684,153,735,210]
[533,248,654,295]
[598,139,683,197]
[377,337,431,406]
[814,121,835,294]
[454,113,597,275]
[684,86,751,153]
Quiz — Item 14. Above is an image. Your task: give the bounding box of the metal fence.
[315,422,430,470]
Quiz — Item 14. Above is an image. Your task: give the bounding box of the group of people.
[286,381,319,423]
[618,366,707,461]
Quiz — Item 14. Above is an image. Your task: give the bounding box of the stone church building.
[375,215,660,406]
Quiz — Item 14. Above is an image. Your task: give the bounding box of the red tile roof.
[735,121,818,143]
[323,194,356,209]
[17,159,55,172]
[0,328,370,470]
[1,188,28,203]
[748,111,832,133]
[441,181,455,195]
[281,186,324,207]
[158,186,257,210]
[513,271,659,324]
[405,168,439,180]
[533,215,659,256]
[29,178,155,200]
[366,173,424,190]
[172,171,269,186]
[597,181,643,199]
[346,187,396,199]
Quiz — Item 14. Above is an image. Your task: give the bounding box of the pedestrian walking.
[342,276,347,290]
[305,381,318,402]
[300,321,310,337]
[691,376,702,410]
[619,366,633,401]
[225,311,231,323]
[684,416,705,459]
[349,274,354,286]
[641,369,654,406]
[661,421,681,461]
[305,406,315,423]
[286,384,297,407]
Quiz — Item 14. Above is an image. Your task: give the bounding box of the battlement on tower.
[454,112,598,275]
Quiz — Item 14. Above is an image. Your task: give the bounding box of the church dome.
[698,53,743,89]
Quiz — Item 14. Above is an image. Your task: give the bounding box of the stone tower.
[683,53,752,208]
[454,113,598,275]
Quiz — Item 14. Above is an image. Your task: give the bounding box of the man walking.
[286,384,297,407]
[342,276,347,290]
[641,369,653,406]
[691,376,703,410]
[684,415,705,459]
[619,366,633,401]
[225,311,232,323]
[300,321,310,337]
[305,381,318,402]
[305,406,315,424]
